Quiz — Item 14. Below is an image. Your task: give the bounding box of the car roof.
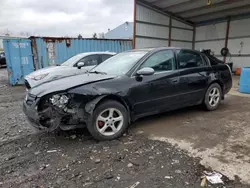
[77,52,116,56]
[126,47,203,54]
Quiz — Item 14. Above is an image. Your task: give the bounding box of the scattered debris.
[175,170,182,174]
[164,176,173,179]
[94,159,101,164]
[148,156,154,160]
[26,142,33,148]
[83,182,93,187]
[127,163,133,168]
[129,181,140,188]
[204,171,224,184]
[5,155,15,161]
[115,176,120,181]
[70,135,77,139]
[40,164,50,171]
[47,150,57,153]
[34,151,40,155]
[124,141,136,145]
[201,175,207,187]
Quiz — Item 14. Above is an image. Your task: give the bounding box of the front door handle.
[171,78,178,83]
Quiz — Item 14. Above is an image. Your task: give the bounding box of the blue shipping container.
[3,39,34,85]
[3,37,132,85]
[31,37,132,69]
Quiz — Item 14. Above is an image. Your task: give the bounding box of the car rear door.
[176,49,211,106]
[130,49,180,116]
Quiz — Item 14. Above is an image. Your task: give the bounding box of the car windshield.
[90,51,147,75]
[61,54,83,66]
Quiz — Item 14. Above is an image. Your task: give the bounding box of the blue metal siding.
[3,39,34,85]
[105,22,133,39]
[33,38,132,68]
[3,37,132,85]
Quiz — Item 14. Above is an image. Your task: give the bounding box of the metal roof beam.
[164,0,225,13]
[136,0,194,26]
[179,0,248,18]
[152,0,189,8]
[189,4,250,23]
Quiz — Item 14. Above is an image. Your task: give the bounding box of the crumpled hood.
[25,66,73,78]
[29,73,117,97]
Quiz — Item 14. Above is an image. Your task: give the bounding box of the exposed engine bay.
[37,94,85,131]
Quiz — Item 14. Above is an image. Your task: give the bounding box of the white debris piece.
[204,171,224,184]
[129,181,140,188]
[47,150,57,153]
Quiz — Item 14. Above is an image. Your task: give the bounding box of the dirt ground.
[0,68,249,188]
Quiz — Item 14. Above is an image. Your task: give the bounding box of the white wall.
[135,3,193,49]
[195,22,227,56]
[195,17,250,70]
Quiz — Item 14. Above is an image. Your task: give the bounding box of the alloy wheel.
[96,108,124,136]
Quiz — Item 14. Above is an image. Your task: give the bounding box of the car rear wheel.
[204,83,222,111]
[87,100,129,141]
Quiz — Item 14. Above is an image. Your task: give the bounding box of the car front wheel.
[204,83,222,111]
[87,100,129,140]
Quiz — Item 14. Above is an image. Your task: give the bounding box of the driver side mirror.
[77,62,85,69]
[136,67,155,76]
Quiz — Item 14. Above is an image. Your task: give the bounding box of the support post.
[224,17,231,63]
[132,0,137,49]
[168,17,172,47]
[192,26,196,50]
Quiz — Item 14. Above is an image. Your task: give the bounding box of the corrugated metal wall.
[195,22,227,60]
[227,18,250,69]
[3,39,34,85]
[31,37,132,69]
[4,37,132,85]
[135,2,194,49]
[194,17,250,70]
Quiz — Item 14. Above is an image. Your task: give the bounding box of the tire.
[204,83,222,111]
[87,100,129,141]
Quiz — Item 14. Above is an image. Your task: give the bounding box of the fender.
[84,95,131,123]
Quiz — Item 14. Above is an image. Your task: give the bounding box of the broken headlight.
[50,94,69,108]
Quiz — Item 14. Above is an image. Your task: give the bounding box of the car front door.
[176,49,211,106]
[130,49,180,116]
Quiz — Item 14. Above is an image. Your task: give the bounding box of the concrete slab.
[132,76,250,184]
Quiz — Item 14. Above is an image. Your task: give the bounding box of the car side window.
[140,50,175,72]
[201,54,210,66]
[101,54,113,62]
[176,50,205,69]
[79,55,99,66]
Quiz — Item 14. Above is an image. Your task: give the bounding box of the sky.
[0,0,133,37]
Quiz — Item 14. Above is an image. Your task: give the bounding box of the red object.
[98,121,104,128]
[235,68,241,76]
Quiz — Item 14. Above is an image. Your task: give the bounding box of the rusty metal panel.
[32,37,132,68]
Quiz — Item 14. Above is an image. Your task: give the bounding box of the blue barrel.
[239,67,250,94]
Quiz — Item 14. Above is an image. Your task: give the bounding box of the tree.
[92,33,97,39]
[98,32,105,39]
[78,34,83,39]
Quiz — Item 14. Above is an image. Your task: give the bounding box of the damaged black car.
[23,47,232,140]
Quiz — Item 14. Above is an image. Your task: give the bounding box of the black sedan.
[0,52,6,68]
[23,47,232,140]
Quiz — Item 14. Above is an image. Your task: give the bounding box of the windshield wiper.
[89,71,107,75]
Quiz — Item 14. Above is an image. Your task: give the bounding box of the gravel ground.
[0,69,248,188]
